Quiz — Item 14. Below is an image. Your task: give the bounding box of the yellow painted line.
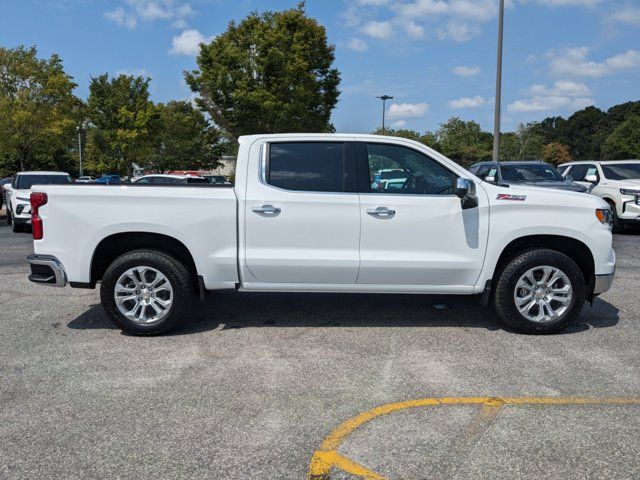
[308,396,640,479]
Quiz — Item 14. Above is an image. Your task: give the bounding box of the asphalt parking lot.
[1,209,640,479]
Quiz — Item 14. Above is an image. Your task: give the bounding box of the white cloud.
[526,0,600,6]
[391,120,408,128]
[508,80,594,112]
[387,102,430,118]
[548,47,640,77]
[404,20,425,38]
[452,65,481,76]
[115,68,150,78]
[356,0,390,5]
[448,95,486,108]
[393,0,498,22]
[346,37,368,52]
[526,80,591,97]
[105,0,193,29]
[361,20,394,39]
[609,6,640,26]
[104,7,137,29]
[169,29,214,56]
[437,20,480,41]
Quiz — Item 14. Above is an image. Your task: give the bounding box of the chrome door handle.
[252,204,281,215]
[366,207,395,217]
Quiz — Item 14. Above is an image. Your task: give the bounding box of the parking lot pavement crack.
[447,401,505,480]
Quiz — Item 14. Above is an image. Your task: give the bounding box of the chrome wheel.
[114,266,173,325]
[514,265,572,323]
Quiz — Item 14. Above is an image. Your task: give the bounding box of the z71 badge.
[496,193,527,201]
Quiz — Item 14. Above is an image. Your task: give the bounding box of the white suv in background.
[4,171,73,232]
[558,160,640,232]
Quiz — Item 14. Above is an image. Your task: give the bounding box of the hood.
[11,189,32,200]
[520,180,588,192]
[611,180,640,190]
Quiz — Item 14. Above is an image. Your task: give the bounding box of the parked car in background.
[76,176,94,183]
[94,174,121,185]
[1,177,13,210]
[203,175,232,185]
[132,174,209,185]
[469,161,589,193]
[26,134,614,336]
[4,172,72,232]
[558,160,640,232]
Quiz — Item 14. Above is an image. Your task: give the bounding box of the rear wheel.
[494,249,585,334]
[12,220,23,233]
[100,249,193,335]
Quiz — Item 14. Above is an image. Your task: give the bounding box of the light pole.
[76,123,84,177]
[492,0,505,171]
[377,95,393,134]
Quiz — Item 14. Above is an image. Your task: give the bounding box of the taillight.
[30,192,48,240]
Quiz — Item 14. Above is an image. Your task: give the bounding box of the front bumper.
[27,255,67,287]
[593,272,614,295]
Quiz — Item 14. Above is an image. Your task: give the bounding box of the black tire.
[7,209,12,225]
[12,220,23,233]
[607,201,623,234]
[100,249,193,335]
[494,249,585,334]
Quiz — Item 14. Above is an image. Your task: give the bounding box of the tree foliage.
[0,46,81,175]
[542,142,572,166]
[149,101,222,172]
[601,115,640,160]
[186,2,340,140]
[84,74,159,175]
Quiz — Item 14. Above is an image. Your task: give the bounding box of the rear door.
[243,141,361,284]
[356,141,489,288]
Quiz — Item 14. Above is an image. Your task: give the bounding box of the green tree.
[499,122,542,161]
[149,100,222,172]
[0,46,81,175]
[562,106,607,159]
[542,142,572,166]
[85,74,159,175]
[437,117,492,166]
[601,115,640,160]
[185,2,340,139]
[371,127,441,150]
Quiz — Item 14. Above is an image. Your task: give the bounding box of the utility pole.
[492,0,505,166]
[376,95,393,134]
[76,123,84,177]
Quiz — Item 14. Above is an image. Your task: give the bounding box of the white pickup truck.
[26,134,616,335]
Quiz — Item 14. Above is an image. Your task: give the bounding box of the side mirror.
[484,176,496,183]
[455,177,478,209]
[584,174,598,184]
[565,174,574,181]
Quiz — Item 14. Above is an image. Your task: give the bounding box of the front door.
[357,142,489,288]
[244,141,360,284]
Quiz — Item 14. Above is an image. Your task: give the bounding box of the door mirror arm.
[455,177,478,209]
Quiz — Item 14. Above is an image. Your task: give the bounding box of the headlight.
[620,188,640,196]
[595,208,613,227]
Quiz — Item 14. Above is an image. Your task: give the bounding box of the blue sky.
[1,0,639,133]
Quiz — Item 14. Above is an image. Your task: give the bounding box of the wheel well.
[91,232,198,287]
[494,235,595,288]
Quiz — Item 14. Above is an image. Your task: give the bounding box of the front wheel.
[100,249,193,335]
[494,249,585,334]
[12,220,23,233]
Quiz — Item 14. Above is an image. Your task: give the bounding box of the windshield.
[500,164,564,182]
[601,163,640,180]
[16,174,72,189]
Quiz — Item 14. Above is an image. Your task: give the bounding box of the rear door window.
[267,142,354,193]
